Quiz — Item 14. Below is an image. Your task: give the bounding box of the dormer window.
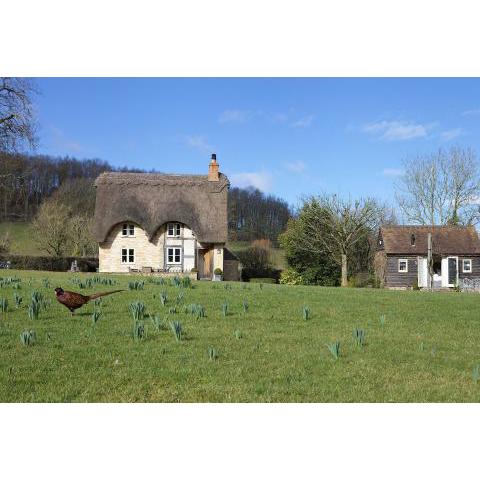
[167,223,181,237]
[410,234,416,246]
[122,223,135,237]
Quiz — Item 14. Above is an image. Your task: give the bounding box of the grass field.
[1,269,480,402]
[0,222,42,256]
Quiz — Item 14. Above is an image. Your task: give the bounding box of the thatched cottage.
[374,225,480,289]
[93,154,240,280]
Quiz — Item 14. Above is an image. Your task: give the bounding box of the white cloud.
[284,160,307,173]
[290,114,315,128]
[272,112,288,124]
[218,110,255,124]
[230,171,273,192]
[440,128,465,141]
[50,126,83,153]
[363,120,431,141]
[462,109,480,116]
[382,168,404,177]
[183,135,213,153]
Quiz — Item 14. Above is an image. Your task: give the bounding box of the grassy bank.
[0,222,42,256]
[0,270,480,402]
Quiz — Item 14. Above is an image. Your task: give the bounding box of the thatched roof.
[378,225,480,255]
[93,172,229,243]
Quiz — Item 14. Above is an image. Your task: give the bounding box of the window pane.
[176,224,181,236]
[129,225,134,236]
[168,224,173,235]
[122,224,127,235]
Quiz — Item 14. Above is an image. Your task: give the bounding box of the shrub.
[13,292,22,308]
[129,301,146,322]
[473,364,480,384]
[20,330,36,346]
[326,341,340,360]
[208,347,218,361]
[237,244,279,282]
[353,328,366,348]
[214,268,223,275]
[185,303,205,319]
[0,254,98,272]
[412,278,420,291]
[0,298,7,313]
[149,314,166,332]
[0,232,11,254]
[91,310,102,326]
[133,319,146,340]
[170,320,182,341]
[159,291,168,306]
[303,305,310,321]
[128,280,144,291]
[181,276,192,288]
[280,268,304,285]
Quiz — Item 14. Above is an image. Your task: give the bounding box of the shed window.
[398,259,408,273]
[122,224,135,237]
[410,234,416,246]
[167,223,181,237]
[121,248,135,263]
[463,259,472,273]
[167,247,182,264]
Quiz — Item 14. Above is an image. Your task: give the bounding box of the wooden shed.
[374,225,480,289]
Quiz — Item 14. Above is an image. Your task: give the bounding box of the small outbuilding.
[374,225,480,289]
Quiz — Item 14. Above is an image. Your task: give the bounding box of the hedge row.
[0,255,98,272]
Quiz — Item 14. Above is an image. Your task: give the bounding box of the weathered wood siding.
[385,255,418,288]
[458,256,480,280]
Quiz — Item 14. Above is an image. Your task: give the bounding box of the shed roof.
[378,225,480,255]
[93,171,229,243]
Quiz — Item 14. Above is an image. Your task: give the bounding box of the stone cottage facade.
[93,155,239,279]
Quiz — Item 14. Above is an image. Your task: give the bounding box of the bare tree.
[68,215,97,257]
[31,199,71,256]
[293,195,382,287]
[0,77,38,153]
[396,147,480,226]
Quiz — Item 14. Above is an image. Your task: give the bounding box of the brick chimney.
[208,153,219,181]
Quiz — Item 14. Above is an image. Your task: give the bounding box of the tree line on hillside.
[0,151,291,247]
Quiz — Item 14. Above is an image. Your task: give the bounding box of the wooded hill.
[0,151,291,244]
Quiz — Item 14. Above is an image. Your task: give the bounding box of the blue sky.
[35,78,480,207]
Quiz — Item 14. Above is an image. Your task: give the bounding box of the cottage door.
[447,257,458,287]
[418,257,428,288]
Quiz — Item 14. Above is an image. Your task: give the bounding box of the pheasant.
[54,287,124,314]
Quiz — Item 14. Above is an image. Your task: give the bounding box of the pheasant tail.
[87,289,124,301]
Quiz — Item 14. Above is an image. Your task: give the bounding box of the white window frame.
[122,223,135,237]
[462,258,472,273]
[398,259,408,273]
[167,247,182,264]
[167,223,181,237]
[121,248,135,264]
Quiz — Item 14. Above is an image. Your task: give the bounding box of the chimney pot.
[208,153,219,181]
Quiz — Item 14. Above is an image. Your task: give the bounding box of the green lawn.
[0,222,43,256]
[1,269,480,402]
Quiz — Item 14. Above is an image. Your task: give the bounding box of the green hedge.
[0,255,98,272]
